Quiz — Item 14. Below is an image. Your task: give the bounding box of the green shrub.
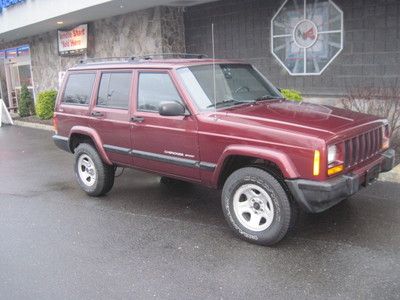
[36,89,58,120]
[280,89,303,102]
[19,85,35,117]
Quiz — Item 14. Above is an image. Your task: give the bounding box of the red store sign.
[58,24,88,55]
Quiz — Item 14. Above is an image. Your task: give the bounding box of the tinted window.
[62,73,95,105]
[137,73,183,112]
[97,72,132,109]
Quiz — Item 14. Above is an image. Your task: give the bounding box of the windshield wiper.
[255,95,283,101]
[206,98,254,108]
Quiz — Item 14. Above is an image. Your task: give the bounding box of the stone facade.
[184,0,400,97]
[160,6,186,54]
[0,6,185,96]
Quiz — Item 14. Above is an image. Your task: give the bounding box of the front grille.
[344,126,383,167]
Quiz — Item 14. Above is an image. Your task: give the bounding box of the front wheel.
[74,143,115,197]
[221,167,293,245]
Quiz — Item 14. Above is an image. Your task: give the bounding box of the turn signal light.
[327,164,344,176]
[313,150,320,176]
[53,115,58,134]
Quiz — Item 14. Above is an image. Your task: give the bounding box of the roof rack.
[138,53,208,60]
[77,53,207,65]
[77,56,136,65]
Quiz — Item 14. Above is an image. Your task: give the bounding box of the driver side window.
[137,72,183,112]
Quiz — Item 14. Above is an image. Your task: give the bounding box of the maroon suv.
[53,56,395,245]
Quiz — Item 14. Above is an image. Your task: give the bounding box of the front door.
[90,70,134,166]
[130,70,200,181]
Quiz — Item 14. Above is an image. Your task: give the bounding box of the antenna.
[212,23,217,111]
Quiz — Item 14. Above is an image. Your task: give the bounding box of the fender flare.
[212,144,300,185]
[69,126,112,165]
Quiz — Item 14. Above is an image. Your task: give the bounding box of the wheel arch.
[214,145,300,189]
[68,126,112,165]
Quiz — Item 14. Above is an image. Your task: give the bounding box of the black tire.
[221,167,293,245]
[74,143,115,197]
[249,163,298,232]
[288,200,299,232]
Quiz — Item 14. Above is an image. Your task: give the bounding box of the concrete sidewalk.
[13,120,53,131]
[380,163,400,183]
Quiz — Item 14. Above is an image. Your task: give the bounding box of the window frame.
[60,71,97,106]
[136,69,188,114]
[95,70,133,111]
[176,63,281,112]
[270,0,344,76]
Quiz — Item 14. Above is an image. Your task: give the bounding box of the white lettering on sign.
[58,24,88,55]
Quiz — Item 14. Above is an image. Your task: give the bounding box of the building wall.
[184,0,400,97]
[0,6,185,96]
[161,6,186,53]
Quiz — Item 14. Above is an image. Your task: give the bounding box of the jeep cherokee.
[53,55,395,245]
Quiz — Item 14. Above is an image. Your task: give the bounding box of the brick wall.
[184,0,400,97]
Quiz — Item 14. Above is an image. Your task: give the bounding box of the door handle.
[91,111,104,117]
[131,116,144,123]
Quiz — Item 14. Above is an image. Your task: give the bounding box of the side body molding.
[69,126,112,165]
[211,145,300,185]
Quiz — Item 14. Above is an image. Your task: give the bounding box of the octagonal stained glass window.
[271,0,343,75]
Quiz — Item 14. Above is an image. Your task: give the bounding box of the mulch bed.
[13,115,53,126]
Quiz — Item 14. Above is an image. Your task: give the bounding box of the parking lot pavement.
[1,125,400,299]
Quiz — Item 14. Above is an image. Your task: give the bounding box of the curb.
[13,120,54,132]
[379,163,400,183]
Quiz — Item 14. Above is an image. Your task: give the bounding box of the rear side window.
[62,73,95,105]
[97,72,132,109]
[137,73,183,112]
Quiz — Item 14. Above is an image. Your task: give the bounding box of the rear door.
[130,69,200,181]
[89,70,134,166]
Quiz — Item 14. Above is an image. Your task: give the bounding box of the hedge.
[19,85,35,117]
[280,89,303,102]
[36,90,58,120]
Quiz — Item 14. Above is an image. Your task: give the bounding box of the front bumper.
[286,149,396,213]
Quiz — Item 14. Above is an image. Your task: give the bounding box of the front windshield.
[177,64,281,111]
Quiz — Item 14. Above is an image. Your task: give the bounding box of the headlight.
[327,145,337,165]
[327,144,344,176]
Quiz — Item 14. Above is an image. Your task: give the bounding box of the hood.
[216,100,383,139]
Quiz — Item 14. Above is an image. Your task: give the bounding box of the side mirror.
[159,101,188,117]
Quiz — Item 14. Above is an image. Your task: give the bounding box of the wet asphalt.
[0,125,399,299]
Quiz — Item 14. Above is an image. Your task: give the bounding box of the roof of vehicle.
[68,58,248,71]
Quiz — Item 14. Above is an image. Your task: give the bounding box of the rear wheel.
[74,143,115,196]
[221,167,293,245]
